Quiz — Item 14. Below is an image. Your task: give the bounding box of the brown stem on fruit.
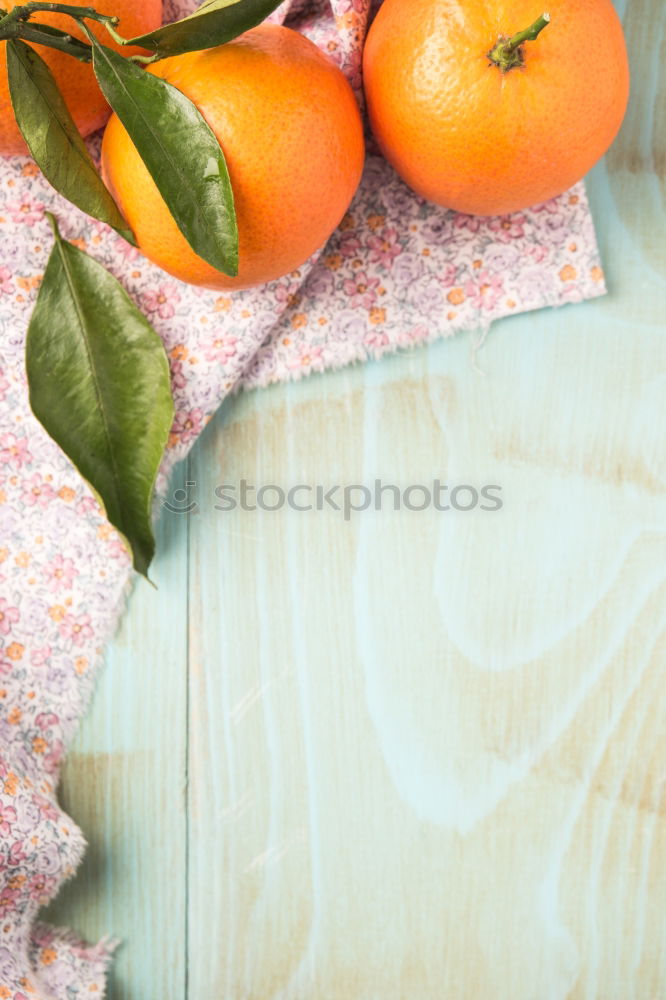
[488,12,551,73]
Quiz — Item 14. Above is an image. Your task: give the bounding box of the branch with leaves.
[0,0,284,577]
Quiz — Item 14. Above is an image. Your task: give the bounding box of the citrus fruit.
[101,24,365,290]
[363,0,630,216]
[0,0,164,155]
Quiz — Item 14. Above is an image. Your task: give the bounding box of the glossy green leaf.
[26,214,174,578]
[88,36,238,276]
[126,0,284,57]
[6,39,134,243]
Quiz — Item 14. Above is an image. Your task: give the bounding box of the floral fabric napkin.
[0,0,606,994]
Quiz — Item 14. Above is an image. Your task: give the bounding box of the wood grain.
[186,319,666,998]
[48,0,665,996]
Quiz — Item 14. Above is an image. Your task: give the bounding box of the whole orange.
[0,0,164,155]
[363,0,629,216]
[101,24,365,290]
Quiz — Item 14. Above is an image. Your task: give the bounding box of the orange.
[0,0,163,155]
[101,24,365,290]
[363,0,629,216]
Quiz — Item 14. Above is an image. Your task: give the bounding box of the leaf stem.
[129,51,158,63]
[488,11,551,73]
[0,2,131,45]
[97,15,128,46]
[44,210,61,240]
[2,2,116,25]
[14,21,92,60]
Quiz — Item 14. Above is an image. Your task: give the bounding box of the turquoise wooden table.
[45,1,666,996]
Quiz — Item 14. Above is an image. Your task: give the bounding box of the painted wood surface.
[46,1,665,996]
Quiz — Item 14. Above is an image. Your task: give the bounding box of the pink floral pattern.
[142,282,181,319]
[4,197,45,226]
[0,0,607,995]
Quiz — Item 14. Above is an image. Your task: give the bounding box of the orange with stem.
[363,0,630,215]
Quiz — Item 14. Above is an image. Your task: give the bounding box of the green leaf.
[6,39,134,243]
[88,35,238,276]
[126,0,284,58]
[26,213,174,578]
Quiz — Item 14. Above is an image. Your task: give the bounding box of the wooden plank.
[43,460,190,1000]
[185,1,666,993]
